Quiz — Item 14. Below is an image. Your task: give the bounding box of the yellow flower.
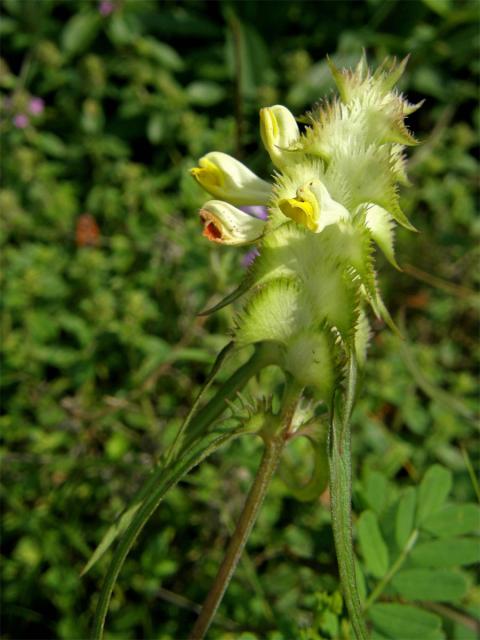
[199,200,267,246]
[190,152,271,205]
[260,105,300,169]
[278,180,349,233]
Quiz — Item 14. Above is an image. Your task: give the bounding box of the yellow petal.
[278,198,316,231]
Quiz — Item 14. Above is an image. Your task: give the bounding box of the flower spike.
[192,52,421,379]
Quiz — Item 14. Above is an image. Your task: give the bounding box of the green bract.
[191,55,420,406]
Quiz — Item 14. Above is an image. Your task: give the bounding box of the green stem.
[189,435,285,639]
[189,386,300,640]
[363,529,418,611]
[461,445,480,503]
[328,357,368,640]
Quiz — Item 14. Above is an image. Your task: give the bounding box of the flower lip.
[190,160,224,190]
[198,200,267,246]
[279,198,316,231]
[260,107,279,140]
[200,210,223,242]
[277,180,350,234]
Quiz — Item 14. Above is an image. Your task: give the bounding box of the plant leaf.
[362,469,389,515]
[392,568,469,601]
[198,278,252,316]
[82,344,236,576]
[399,335,476,422]
[416,465,452,525]
[410,537,480,568]
[423,503,480,538]
[357,510,389,578]
[369,603,442,640]
[92,426,247,638]
[395,486,417,548]
[61,12,101,56]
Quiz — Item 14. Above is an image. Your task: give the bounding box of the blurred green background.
[1,0,479,638]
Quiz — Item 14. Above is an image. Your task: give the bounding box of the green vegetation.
[1,1,478,638]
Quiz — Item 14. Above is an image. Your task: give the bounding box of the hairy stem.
[328,357,368,640]
[189,387,300,639]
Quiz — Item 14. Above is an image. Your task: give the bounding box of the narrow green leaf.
[369,603,442,640]
[147,114,164,144]
[107,13,139,45]
[136,37,184,71]
[423,503,480,538]
[92,426,246,638]
[166,341,234,461]
[422,0,451,17]
[186,81,226,106]
[33,132,67,158]
[362,470,389,515]
[357,510,389,578]
[392,568,469,601]
[61,12,101,56]
[82,494,147,576]
[83,344,236,575]
[371,631,390,640]
[225,15,272,99]
[182,343,280,447]
[416,465,452,525]
[198,278,252,316]
[410,537,480,568]
[395,487,417,548]
[399,335,475,422]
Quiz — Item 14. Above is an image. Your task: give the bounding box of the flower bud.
[190,152,271,205]
[199,200,267,246]
[278,180,349,233]
[260,105,300,169]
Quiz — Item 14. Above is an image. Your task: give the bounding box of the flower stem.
[189,387,299,640]
[328,357,368,640]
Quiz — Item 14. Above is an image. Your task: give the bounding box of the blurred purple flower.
[241,247,260,268]
[28,97,45,116]
[13,114,29,128]
[239,207,267,267]
[240,205,268,220]
[99,0,115,16]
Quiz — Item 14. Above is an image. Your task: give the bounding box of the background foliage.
[1,0,479,638]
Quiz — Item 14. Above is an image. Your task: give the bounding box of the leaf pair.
[84,342,274,637]
[356,464,480,639]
